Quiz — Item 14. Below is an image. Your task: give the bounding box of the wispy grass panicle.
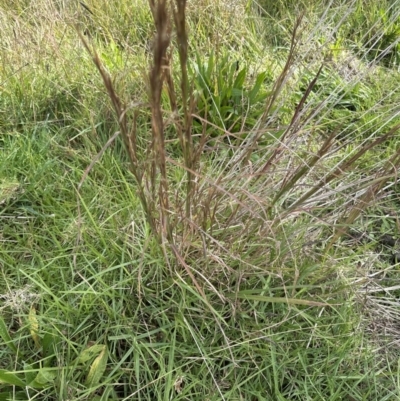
[148,0,173,243]
[172,0,195,219]
[77,32,157,237]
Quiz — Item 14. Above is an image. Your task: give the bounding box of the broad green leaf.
[0,316,17,353]
[77,344,107,364]
[26,379,47,389]
[28,368,57,389]
[233,68,247,90]
[85,345,108,387]
[0,370,26,387]
[219,86,232,102]
[206,51,214,80]
[228,62,237,84]
[231,88,244,98]
[0,390,28,400]
[220,105,234,116]
[42,332,58,364]
[34,368,57,385]
[248,71,268,103]
[23,363,36,387]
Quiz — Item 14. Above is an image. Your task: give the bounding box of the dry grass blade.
[258,65,328,191]
[231,293,335,307]
[287,123,400,213]
[327,148,400,248]
[262,13,304,122]
[241,13,307,167]
[77,29,156,235]
[73,129,121,267]
[271,129,337,208]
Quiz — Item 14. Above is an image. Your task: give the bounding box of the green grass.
[1,0,400,400]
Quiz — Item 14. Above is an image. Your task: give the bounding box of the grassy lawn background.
[1,0,400,400]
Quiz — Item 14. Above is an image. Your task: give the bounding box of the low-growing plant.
[190,50,271,136]
[349,2,400,66]
[0,311,111,400]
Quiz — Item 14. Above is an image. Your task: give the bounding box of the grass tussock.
[1,0,400,400]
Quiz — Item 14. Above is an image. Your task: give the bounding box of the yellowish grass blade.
[232,293,334,307]
[85,345,108,388]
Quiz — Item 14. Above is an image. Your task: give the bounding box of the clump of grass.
[82,1,400,276]
[1,0,400,400]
